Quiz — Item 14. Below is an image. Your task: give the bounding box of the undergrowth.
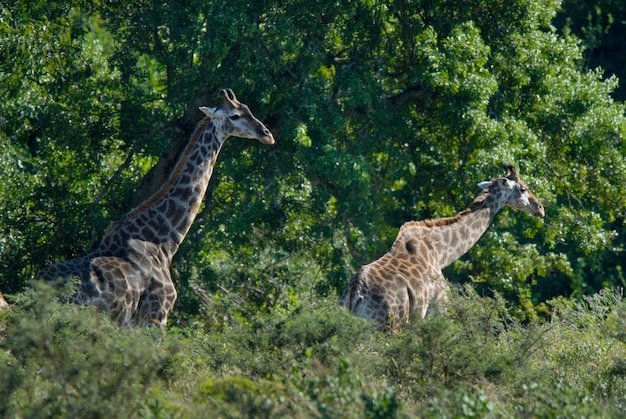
[0,284,624,417]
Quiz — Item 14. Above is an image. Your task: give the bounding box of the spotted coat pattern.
[339,164,544,331]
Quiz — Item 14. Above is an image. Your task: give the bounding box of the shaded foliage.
[556,0,626,101]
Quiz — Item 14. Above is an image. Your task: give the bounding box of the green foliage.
[0,3,140,290]
[0,283,177,418]
[556,0,626,100]
[2,286,625,416]
[196,376,288,419]
[2,0,626,414]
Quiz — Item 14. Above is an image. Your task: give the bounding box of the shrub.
[0,283,178,418]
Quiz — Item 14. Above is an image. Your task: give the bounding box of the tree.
[1,0,624,321]
[556,0,626,101]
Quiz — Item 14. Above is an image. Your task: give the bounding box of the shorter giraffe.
[339,164,544,331]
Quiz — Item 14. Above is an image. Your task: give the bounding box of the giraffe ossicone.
[339,163,544,331]
[36,88,274,327]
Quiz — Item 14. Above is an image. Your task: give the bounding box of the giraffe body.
[37,89,274,327]
[0,292,8,310]
[340,164,544,331]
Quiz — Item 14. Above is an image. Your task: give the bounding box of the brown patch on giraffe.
[452,231,461,247]
[459,226,469,239]
[371,292,383,303]
[170,186,192,200]
[405,239,418,254]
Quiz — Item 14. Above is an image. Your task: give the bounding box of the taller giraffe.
[340,164,544,331]
[36,89,274,327]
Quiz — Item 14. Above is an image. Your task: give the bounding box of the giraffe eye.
[520,187,527,193]
[229,114,241,121]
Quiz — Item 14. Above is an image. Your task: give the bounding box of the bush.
[0,283,178,418]
[1,285,624,417]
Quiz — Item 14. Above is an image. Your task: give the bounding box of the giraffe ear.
[199,106,218,118]
[477,181,492,190]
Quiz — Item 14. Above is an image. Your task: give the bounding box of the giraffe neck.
[100,118,226,261]
[432,205,496,268]
[398,190,506,269]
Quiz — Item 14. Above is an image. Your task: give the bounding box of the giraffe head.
[199,88,275,144]
[477,163,545,218]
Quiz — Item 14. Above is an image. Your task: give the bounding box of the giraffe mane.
[125,118,212,219]
[395,182,495,239]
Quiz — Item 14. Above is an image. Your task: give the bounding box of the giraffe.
[339,163,544,331]
[0,291,8,310]
[36,88,274,327]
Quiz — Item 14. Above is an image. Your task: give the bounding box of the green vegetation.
[1,0,626,416]
[1,285,625,416]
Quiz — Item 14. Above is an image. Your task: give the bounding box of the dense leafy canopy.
[1,0,625,320]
